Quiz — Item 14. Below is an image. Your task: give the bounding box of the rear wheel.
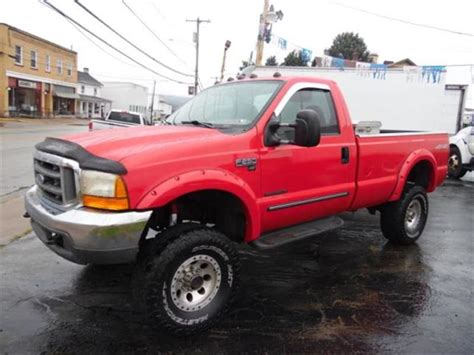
[448,146,467,179]
[380,186,429,245]
[136,227,240,335]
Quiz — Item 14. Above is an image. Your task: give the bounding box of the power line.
[94,73,156,82]
[64,17,141,69]
[40,0,192,84]
[331,1,474,37]
[121,0,189,67]
[73,0,193,77]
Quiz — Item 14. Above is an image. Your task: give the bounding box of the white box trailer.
[242,65,472,134]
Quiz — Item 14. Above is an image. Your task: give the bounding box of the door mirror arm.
[264,110,321,148]
[264,114,283,147]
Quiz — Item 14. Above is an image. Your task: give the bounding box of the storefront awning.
[78,94,112,103]
[53,92,80,99]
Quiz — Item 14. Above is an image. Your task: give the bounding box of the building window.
[81,85,85,94]
[93,87,97,96]
[30,50,38,68]
[67,63,72,76]
[45,55,51,72]
[57,59,62,74]
[15,45,23,65]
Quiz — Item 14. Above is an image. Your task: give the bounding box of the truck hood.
[61,125,231,163]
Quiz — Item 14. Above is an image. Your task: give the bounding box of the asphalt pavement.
[0,119,87,197]
[1,179,472,354]
[0,119,87,246]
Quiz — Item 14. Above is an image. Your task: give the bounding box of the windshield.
[167,80,282,128]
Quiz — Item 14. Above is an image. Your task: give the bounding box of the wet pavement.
[0,121,86,197]
[1,179,473,354]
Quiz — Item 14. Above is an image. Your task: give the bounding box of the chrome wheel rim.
[405,199,422,236]
[170,254,221,312]
[448,154,459,173]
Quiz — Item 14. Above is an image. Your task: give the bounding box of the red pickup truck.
[25,76,448,334]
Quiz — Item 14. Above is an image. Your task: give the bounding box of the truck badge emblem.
[235,158,257,171]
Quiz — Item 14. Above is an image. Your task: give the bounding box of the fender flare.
[388,149,437,201]
[136,169,261,241]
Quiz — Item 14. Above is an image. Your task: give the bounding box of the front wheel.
[448,146,467,179]
[139,227,240,335]
[380,186,429,245]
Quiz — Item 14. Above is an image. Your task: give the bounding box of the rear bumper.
[25,186,151,265]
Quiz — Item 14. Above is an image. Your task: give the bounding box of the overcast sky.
[2,0,473,98]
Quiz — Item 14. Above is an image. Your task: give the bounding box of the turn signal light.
[82,195,129,211]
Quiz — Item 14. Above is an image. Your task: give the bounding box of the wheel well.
[450,144,460,153]
[146,190,247,243]
[406,160,434,190]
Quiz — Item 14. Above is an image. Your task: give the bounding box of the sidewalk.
[0,190,31,247]
[0,116,88,126]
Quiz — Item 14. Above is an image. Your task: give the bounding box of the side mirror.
[293,109,321,147]
[264,110,321,147]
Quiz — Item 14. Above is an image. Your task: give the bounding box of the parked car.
[89,109,152,130]
[25,76,448,335]
[448,123,474,178]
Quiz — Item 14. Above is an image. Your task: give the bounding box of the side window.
[278,88,340,135]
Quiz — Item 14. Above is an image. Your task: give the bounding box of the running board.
[251,216,344,250]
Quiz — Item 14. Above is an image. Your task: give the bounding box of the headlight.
[80,170,129,211]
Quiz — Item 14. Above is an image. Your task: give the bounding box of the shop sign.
[445,84,466,91]
[18,80,37,89]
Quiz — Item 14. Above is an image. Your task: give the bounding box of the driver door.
[259,84,356,233]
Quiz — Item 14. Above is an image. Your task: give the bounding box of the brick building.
[0,23,78,117]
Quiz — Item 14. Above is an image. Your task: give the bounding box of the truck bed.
[350,131,449,210]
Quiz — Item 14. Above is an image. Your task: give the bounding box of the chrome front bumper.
[25,185,151,265]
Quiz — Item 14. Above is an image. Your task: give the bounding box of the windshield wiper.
[181,120,215,128]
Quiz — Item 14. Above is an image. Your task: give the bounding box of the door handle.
[341,147,350,164]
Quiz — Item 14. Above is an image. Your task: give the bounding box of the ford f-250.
[25,75,448,334]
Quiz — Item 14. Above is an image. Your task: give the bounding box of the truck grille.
[34,154,78,205]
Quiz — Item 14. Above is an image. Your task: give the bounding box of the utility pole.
[255,2,283,66]
[150,79,156,121]
[186,17,210,95]
[220,40,231,82]
[255,0,269,66]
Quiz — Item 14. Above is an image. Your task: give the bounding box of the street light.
[220,40,232,82]
[266,5,284,23]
